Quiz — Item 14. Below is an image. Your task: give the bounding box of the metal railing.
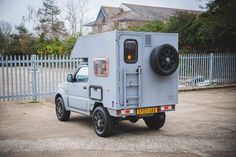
[0,55,80,101]
[0,53,236,101]
[179,53,236,89]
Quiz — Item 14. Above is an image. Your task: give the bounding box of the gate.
[0,55,80,101]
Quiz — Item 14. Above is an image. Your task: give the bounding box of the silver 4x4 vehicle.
[55,31,179,137]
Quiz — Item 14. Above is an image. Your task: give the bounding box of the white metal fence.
[0,53,236,101]
[179,53,236,89]
[0,55,80,101]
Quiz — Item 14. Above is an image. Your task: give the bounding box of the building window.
[119,22,127,29]
[102,25,108,32]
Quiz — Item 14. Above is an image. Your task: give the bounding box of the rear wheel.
[55,97,70,121]
[92,106,114,137]
[143,112,165,129]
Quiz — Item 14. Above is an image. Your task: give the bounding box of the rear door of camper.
[119,34,142,108]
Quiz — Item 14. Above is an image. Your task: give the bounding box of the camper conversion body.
[55,31,179,137]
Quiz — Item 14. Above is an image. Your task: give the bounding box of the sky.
[0,0,207,32]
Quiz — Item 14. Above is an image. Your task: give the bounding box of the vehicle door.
[119,35,143,108]
[67,65,89,111]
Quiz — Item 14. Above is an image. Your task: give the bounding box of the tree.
[129,0,236,53]
[0,21,12,55]
[129,20,165,32]
[33,35,77,55]
[36,0,67,39]
[1,0,80,56]
[165,12,200,52]
[64,0,88,36]
[16,22,34,54]
[197,0,236,52]
[8,18,35,55]
[0,21,12,37]
[26,5,40,30]
[62,35,78,54]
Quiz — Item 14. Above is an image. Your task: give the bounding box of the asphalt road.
[0,88,236,157]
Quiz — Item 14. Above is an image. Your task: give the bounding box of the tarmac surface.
[0,87,236,157]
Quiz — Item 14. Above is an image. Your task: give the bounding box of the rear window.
[124,39,138,63]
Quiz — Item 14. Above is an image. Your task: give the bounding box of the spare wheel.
[150,44,179,76]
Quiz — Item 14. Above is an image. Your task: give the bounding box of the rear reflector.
[120,109,134,115]
[160,105,172,111]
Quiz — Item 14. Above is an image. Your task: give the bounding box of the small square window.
[94,58,109,77]
[124,39,138,63]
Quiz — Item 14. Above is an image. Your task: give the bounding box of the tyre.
[92,106,114,137]
[55,97,70,121]
[150,44,179,76]
[143,112,165,129]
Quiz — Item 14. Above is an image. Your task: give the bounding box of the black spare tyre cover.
[150,44,179,76]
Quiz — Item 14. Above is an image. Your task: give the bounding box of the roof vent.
[145,34,152,47]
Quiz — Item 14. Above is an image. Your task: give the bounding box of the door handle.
[83,86,87,89]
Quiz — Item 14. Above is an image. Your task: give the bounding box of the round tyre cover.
[150,44,179,76]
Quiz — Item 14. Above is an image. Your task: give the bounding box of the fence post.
[209,53,214,85]
[31,55,37,101]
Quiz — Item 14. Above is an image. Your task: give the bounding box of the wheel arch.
[55,88,68,110]
[90,102,103,114]
[55,93,62,103]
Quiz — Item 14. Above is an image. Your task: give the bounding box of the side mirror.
[67,74,73,82]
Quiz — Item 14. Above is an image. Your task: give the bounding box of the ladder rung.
[126,72,138,74]
[126,84,139,87]
[126,103,138,105]
[126,96,139,99]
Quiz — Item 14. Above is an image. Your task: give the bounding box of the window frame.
[124,39,138,64]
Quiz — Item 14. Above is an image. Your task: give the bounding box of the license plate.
[136,107,158,115]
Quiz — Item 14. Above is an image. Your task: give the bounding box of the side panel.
[142,33,178,107]
[86,32,118,111]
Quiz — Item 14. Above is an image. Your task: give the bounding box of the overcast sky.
[0,0,207,32]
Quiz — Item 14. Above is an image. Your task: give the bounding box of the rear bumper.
[113,104,175,117]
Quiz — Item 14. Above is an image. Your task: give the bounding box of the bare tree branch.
[0,21,12,37]
[64,0,88,36]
